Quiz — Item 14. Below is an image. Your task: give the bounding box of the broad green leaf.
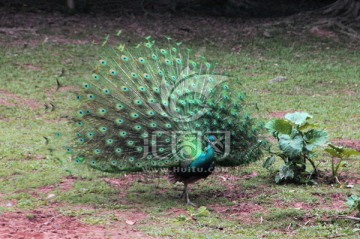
[196,206,210,217]
[347,195,360,211]
[299,122,318,131]
[279,134,304,158]
[275,174,281,183]
[325,144,360,158]
[304,129,328,151]
[290,129,300,138]
[326,144,344,155]
[263,155,276,169]
[276,164,295,183]
[343,148,360,158]
[329,144,343,150]
[285,112,312,126]
[340,161,348,167]
[189,206,210,217]
[265,119,292,135]
[324,147,340,157]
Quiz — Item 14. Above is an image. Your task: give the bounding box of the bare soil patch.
[310,26,338,39]
[0,89,41,110]
[0,207,155,239]
[103,174,145,203]
[58,176,77,192]
[323,193,347,211]
[287,193,346,212]
[210,202,266,224]
[211,173,276,202]
[32,176,77,199]
[269,111,296,119]
[103,174,143,189]
[341,173,360,185]
[46,85,79,94]
[22,64,43,71]
[268,193,348,227]
[331,139,360,151]
[164,208,189,218]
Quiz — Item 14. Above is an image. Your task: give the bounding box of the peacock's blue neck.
[189,144,215,169]
[204,146,215,162]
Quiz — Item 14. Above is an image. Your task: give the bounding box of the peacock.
[56,35,265,205]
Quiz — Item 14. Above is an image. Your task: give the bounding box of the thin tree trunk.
[67,0,75,10]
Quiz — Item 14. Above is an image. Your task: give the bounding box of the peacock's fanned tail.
[61,36,265,173]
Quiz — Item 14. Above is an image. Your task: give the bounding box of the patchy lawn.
[0,11,359,239]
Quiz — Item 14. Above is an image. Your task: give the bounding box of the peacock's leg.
[184,183,196,206]
[179,187,186,199]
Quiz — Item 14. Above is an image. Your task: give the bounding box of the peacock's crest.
[55,35,265,173]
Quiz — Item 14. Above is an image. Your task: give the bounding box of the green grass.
[221,37,359,139]
[0,30,359,238]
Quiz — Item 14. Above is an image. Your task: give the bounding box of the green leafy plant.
[347,195,360,217]
[188,206,210,218]
[325,144,360,183]
[177,206,211,222]
[264,112,328,184]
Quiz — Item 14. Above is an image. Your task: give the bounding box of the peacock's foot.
[186,199,197,207]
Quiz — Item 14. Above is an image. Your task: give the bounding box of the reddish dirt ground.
[0,89,41,110]
[0,175,156,239]
[31,176,77,198]
[331,139,360,152]
[0,172,357,238]
[283,193,347,212]
[0,208,155,239]
[209,202,266,224]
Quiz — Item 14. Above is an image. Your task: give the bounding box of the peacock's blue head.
[208,135,216,142]
[208,135,220,152]
[207,135,218,155]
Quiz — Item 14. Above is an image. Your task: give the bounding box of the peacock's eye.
[176,58,182,64]
[92,74,100,80]
[138,57,146,64]
[165,59,172,65]
[144,73,151,79]
[109,69,117,75]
